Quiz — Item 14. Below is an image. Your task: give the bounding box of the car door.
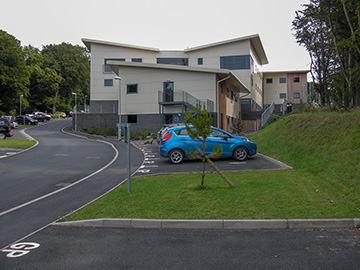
[176,128,203,156]
[206,128,234,156]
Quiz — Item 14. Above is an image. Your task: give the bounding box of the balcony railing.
[158,90,214,112]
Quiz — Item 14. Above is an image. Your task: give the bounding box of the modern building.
[81,35,307,134]
[263,70,309,113]
[82,35,268,133]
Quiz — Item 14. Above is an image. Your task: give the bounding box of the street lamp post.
[72,92,77,132]
[20,95,24,125]
[114,76,122,140]
[84,95,87,113]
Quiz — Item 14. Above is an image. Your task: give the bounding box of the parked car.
[159,126,257,164]
[0,117,12,139]
[33,112,51,121]
[67,111,74,117]
[15,115,38,125]
[157,123,185,143]
[31,113,50,122]
[54,112,66,118]
[1,116,18,129]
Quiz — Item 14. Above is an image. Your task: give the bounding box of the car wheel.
[0,133,6,139]
[233,146,248,161]
[169,149,184,164]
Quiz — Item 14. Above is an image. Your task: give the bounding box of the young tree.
[184,104,234,188]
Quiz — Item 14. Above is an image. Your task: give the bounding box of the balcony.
[158,90,214,112]
[158,90,214,125]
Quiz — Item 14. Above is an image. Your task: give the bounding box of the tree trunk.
[195,146,235,188]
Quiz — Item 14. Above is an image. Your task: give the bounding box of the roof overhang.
[262,70,310,74]
[184,34,269,66]
[107,61,250,94]
[81,38,160,52]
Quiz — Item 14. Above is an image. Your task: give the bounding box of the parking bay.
[133,144,290,177]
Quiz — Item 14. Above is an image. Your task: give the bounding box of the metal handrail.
[261,101,275,127]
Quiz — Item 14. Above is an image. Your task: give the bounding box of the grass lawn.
[0,139,36,149]
[64,110,360,221]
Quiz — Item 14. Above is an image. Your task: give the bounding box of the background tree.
[293,0,334,106]
[41,43,90,110]
[184,105,234,189]
[0,30,30,114]
[292,0,360,108]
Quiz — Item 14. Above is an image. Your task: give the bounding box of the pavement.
[2,124,360,231]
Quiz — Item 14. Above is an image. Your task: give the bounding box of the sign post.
[123,123,131,193]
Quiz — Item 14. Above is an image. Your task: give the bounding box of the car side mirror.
[222,135,229,141]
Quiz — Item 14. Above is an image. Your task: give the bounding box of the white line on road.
[0,139,119,218]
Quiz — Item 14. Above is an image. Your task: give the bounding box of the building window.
[127,115,137,123]
[294,77,300,83]
[266,78,273,84]
[127,84,138,94]
[280,78,286,83]
[104,58,125,73]
[227,88,229,98]
[220,83,223,93]
[280,93,287,99]
[220,55,251,70]
[294,92,300,99]
[104,79,113,86]
[198,58,203,65]
[157,58,188,66]
[132,58,142,63]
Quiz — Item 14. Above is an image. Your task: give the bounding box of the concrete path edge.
[53,218,360,230]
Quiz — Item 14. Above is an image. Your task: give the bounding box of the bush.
[130,129,150,140]
[84,127,116,136]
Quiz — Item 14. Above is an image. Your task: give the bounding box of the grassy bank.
[65,111,360,221]
[0,139,36,149]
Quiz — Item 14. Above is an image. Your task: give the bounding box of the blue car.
[159,126,257,164]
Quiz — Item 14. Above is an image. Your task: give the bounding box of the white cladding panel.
[114,66,216,114]
[263,73,288,104]
[187,39,251,69]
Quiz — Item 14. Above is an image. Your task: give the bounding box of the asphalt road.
[0,119,144,249]
[1,226,359,269]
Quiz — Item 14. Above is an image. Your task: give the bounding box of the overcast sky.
[0,0,310,72]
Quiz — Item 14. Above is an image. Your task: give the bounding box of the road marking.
[54,154,69,157]
[140,165,158,168]
[138,169,151,173]
[86,156,101,159]
[229,162,246,165]
[144,160,155,164]
[2,242,40,258]
[0,140,119,218]
[55,183,71,187]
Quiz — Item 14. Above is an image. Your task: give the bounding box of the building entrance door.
[163,81,174,102]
